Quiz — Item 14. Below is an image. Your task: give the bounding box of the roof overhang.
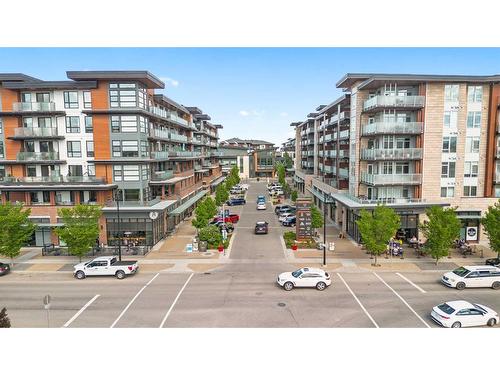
[3,81,97,90]
[153,94,190,115]
[67,70,165,89]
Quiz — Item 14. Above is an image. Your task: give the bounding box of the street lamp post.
[322,193,333,267]
[115,189,122,261]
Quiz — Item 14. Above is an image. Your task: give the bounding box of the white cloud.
[239,110,250,117]
[280,112,288,117]
[160,76,179,87]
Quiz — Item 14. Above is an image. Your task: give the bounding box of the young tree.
[481,200,500,259]
[0,202,37,266]
[275,162,286,185]
[199,225,223,248]
[203,196,217,218]
[215,183,229,207]
[291,190,298,202]
[356,205,401,266]
[283,152,293,169]
[0,307,11,328]
[229,165,240,184]
[311,205,324,231]
[421,206,461,265]
[192,197,214,231]
[55,204,102,262]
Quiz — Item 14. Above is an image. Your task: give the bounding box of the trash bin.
[199,240,208,252]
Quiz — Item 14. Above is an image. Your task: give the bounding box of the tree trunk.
[10,256,14,268]
[373,254,378,266]
[435,256,439,265]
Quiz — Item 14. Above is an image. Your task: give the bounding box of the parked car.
[441,265,500,290]
[430,300,499,328]
[256,195,266,203]
[274,204,291,214]
[73,256,139,280]
[277,267,331,291]
[254,221,269,234]
[282,215,296,227]
[211,221,234,233]
[279,212,295,223]
[227,198,246,206]
[0,262,11,276]
[485,257,500,267]
[212,214,240,223]
[277,207,296,216]
[230,187,244,195]
[257,202,267,210]
[267,182,281,189]
[235,184,249,191]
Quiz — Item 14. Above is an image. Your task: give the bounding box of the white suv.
[441,265,500,290]
[277,267,331,291]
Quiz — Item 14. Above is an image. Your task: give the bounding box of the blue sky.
[1,48,500,146]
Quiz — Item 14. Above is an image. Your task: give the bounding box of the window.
[0,119,2,134]
[141,165,149,180]
[65,117,80,133]
[38,117,52,128]
[113,165,140,182]
[0,141,4,158]
[83,91,92,108]
[383,135,394,149]
[443,110,458,129]
[63,91,79,109]
[467,86,483,103]
[124,189,140,201]
[0,165,5,177]
[111,115,138,133]
[441,187,455,198]
[395,162,409,174]
[21,93,32,102]
[465,137,480,153]
[442,136,457,153]
[36,93,50,103]
[395,137,410,149]
[86,141,94,157]
[441,162,456,178]
[109,83,138,108]
[467,111,482,128]
[84,116,93,133]
[382,162,393,174]
[68,165,83,176]
[23,117,33,128]
[464,161,479,178]
[122,141,139,157]
[140,141,149,157]
[67,141,82,158]
[464,185,477,197]
[112,141,121,157]
[87,163,96,176]
[444,84,459,102]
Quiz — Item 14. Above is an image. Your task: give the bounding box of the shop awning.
[211,176,226,187]
[169,190,207,216]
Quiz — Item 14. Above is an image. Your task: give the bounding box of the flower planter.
[291,244,298,251]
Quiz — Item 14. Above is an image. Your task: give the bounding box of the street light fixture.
[114,189,123,261]
[322,192,334,267]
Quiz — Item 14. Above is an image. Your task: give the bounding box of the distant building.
[219,138,276,178]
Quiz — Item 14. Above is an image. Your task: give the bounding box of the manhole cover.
[277,302,286,307]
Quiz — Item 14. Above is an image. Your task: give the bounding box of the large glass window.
[83,91,92,108]
[113,165,140,181]
[464,161,478,178]
[86,141,94,157]
[36,93,50,102]
[467,86,483,103]
[85,116,93,133]
[382,162,393,174]
[111,115,139,133]
[63,91,79,109]
[441,162,456,178]
[443,110,458,129]
[68,165,83,176]
[444,84,459,102]
[395,162,409,174]
[38,117,52,128]
[65,116,80,133]
[0,141,4,158]
[23,117,33,128]
[441,187,455,198]
[467,111,482,128]
[87,163,96,176]
[67,141,81,158]
[109,83,138,108]
[465,136,480,153]
[442,136,457,153]
[464,185,477,197]
[122,141,139,157]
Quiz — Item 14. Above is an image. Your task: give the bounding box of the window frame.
[66,141,82,158]
[63,91,79,109]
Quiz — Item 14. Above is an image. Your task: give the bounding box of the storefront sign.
[466,227,478,241]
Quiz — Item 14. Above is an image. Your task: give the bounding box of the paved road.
[1,181,500,328]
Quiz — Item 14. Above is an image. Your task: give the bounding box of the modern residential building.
[0,71,223,248]
[293,73,500,244]
[219,138,276,178]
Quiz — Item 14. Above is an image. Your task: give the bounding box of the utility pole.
[115,190,122,261]
[323,198,327,267]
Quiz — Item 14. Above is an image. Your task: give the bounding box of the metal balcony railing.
[169,133,188,142]
[363,95,425,111]
[360,148,423,160]
[17,151,60,161]
[151,170,174,180]
[338,168,349,178]
[0,176,105,184]
[150,151,169,160]
[360,172,422,185]
[362,121,423,136]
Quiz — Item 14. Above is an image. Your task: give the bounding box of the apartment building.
[280,137,296,164]
[0,71,222,248]
[219,138,276,178]
[293,73,500,244]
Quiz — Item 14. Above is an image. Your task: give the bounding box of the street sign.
[43,294,51,310]
[296,198,313,240]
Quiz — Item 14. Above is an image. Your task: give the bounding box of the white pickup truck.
[73,256,139,280]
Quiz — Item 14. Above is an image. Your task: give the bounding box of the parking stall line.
[373,272,430,328]
[110,273,160,328]
[337,273,379,328]
[396,272,427,294]
[62,294,100,328]
[159,272,194,328]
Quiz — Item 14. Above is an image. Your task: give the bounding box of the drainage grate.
[277,302,286,307]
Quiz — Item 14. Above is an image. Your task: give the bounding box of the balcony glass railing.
[169,133,188,142]
[0,176,105,184]
[360,148,422,160]
[344,193,424,205]
[12,102,56,112]
[363,95,425,111]
[362,121,423,136]
[338,168,349,178]
[339,130,349,139]
[150,151,169,160]
[360,172,422,185]
[338,149,348,158]
[14,127,60,137]
[17,151,60,161]
[151,170,174,180]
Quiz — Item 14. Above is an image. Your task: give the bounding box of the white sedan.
[431,300,499,328]
[257,202,266,210]
[277,267,331,291]
[278,213,294,223]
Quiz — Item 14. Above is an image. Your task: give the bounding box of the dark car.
[282,215,296,227]
[0,262,11,276]
[227,198,246,206]
[210,221,234,233]
[257,195,266,203]
[255,221,269,234]
[486,258,500,267]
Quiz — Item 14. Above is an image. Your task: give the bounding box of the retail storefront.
[456,211,481,242]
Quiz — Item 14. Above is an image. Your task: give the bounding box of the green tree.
[291,190,298,202]
[54,204,102,262]
[192,196,215,231]
[215,183,229,206]
[311,205,324,230]
[0,307,11,328]
[204,196,217,218]
[229,165,240,184]
[356,205,401,266]
[0,202,37,266]
[199,225,223,248]
[283,152,293,169]
[482,200,500,259]
[421,206,461,265]
[275,162,286,185]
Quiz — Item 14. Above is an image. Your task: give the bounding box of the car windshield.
[452,267,470,277]
[292,269,303,278]
[438,303,455,315]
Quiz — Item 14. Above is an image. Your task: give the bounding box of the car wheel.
[492,281,500,290]
[487,318,497,327]
[451,321,461,328]
[75,271,86,280]
[316,281,327,291]
[115,270,126,279]
[283,281,294,291]
[456,282,466,290]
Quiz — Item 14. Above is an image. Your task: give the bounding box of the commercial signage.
[466,226,478,241]
[296,198,313,240]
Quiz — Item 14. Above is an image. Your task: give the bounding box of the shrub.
[199,225,222,248]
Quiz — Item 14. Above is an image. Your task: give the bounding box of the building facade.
[219,138,276,178]
[0,71,223,248]
[293,73,500,244]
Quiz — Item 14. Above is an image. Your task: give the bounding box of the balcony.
[151,170,174,181]
[496,173,500,183]
[168,151,201,158]
[363,95,425,112]
[338,168,349,179]
[10,127,63,139]
[324,133,334,142]
[0,176,105,184]
[257,165,274,170]
[167,112,189,127]
[324,150,336,158]
[306,127,314,134]
[338,149,348,158]
[360,172,422,186]
[360,148,422,160]
[17,151,60,162]
[169,133,188,143]
[150,128,170,140]
[12,102,57,112]
[150,151,169,160]
[210,151,224,157]
[361,121,423,136]
[190,138,203,144]
[324,165,335,173]
[339,130,349,140]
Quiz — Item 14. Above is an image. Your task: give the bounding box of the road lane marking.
[110,273,160,328]
[373,272,430,328]
[159,273,194,328]
[62,294,100,328]
[336,273,379,328]
[396,272,426,293]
